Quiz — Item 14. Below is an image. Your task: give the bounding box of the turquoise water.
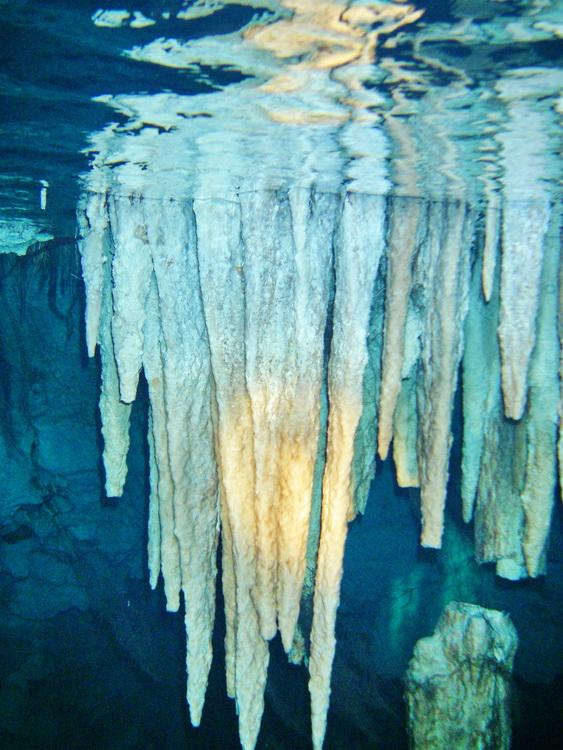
[0,2,562,749]
[1,1,561,243]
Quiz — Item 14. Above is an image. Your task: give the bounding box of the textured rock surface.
[0,3,561,749]
[0,241,561,750]
[74,185,560,749]
[0,244,144,621]
[405,602,518,750]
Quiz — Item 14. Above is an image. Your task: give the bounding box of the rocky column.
[405,602,518,750]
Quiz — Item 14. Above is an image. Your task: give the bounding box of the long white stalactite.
[144,274,181,605]
[196,195,269,749]
[417,201,472,548]
[148,199,219,726]
[77,186,561,750]
[278,189,334,652]
[498,200,550,421]
[309,193,385,750]
[378,196,421,462]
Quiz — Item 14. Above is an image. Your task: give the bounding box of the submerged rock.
[405,601,518,750]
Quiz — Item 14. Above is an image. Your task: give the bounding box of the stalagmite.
[309,193,385,750]
[405,602,518,750]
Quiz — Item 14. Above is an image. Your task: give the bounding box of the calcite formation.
[405,602,518,750]
[77,185,560,750]
[0,0,560,747]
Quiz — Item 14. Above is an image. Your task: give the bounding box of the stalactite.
[471,202,560,581]
[195,195,269,750]
[240,189,291,641]
[0,0,556,748]
[143,276,182,611]
[147,199,219,726]
[80,193,132,499]
[309,193,385,750]
[461,246,500,523]
[392,370,419,488]
[300,361,329,602]
[464,234,530,579]
[146,408,161,591]
[475,414,528,580]
[378,196,421,461]
[219,487,237,699]
[76,191,108,358]
[78,190,133,500]
[416,201,472,548]
[390,222,427,490]
[192,194,249,650]
[519,207,559,577]
[107,195,153,405]
[481,202,500,303]
[498,200,550,420]
[496,93,553,423]
[276,189,334,653]
[350,263,385,517]
[78,185,559,750]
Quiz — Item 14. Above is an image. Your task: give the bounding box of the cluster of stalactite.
[76,187,560,750]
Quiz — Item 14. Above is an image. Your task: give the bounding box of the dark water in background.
[1,1,562,749]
